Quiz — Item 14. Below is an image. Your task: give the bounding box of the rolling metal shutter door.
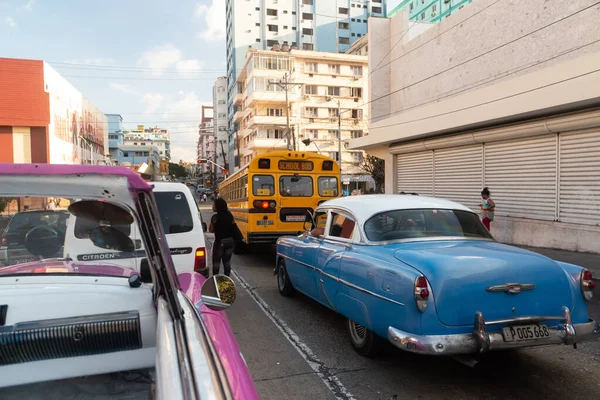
[559,130,600,226]
[433,145,483,212]
[396,151,433,196]
[484,135,557,220]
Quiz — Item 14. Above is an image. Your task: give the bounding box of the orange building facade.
[0,57,107,165]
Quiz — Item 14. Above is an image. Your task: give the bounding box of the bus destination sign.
[278,160,314,171]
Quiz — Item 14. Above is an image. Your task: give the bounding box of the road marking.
[231,270,356,400]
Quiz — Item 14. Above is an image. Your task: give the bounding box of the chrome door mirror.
[201,275,237,311]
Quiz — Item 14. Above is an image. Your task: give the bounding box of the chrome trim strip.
[277,253,405,307]
[0,310,140,331]
[486,283,536,294]
[319,279,336,310]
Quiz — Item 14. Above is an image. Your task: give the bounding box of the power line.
[340,0,600,118]
[369,67,600,131]
[48,61,226,73]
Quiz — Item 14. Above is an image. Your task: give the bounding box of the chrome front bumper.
[388,307,600,356]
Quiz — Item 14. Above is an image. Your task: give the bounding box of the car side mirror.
[201,274,237,311]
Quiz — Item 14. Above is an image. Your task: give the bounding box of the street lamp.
[301,138,322,154]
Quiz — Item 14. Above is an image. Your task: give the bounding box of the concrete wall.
[383,0,600,115]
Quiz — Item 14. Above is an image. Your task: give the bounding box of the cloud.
[141,93,164,114]
[66,57,118,66]
[195,0,226,41]
[5,16,16,27]
[109,82,139,96]
[138,44,204,76]
[21,0,34,11]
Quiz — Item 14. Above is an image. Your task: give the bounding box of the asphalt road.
[200,207,600,400]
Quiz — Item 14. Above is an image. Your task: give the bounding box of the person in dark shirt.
[208,198,235,276]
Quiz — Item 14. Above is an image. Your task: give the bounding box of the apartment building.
[197,106,216,188]
[226,0,387,170]
[213,76,229,182]
[388,0,474,21]
[232,47,372,188]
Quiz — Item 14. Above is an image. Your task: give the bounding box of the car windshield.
[0,196,144,277]
[363,209,493,242]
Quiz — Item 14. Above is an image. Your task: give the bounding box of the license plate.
[257,220,274,226]
[502,324,551,342]
[285,215,305,222]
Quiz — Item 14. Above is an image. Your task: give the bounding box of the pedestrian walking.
[202,193,207,203]
[480,187,496,231]
[208,198,237,277]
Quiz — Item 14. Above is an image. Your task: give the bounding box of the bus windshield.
[280,175,313,197]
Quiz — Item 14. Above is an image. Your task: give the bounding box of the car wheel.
[346,318,382,357]
[277,259,295,296]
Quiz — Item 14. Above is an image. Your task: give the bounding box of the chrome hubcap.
[349,320,367,346]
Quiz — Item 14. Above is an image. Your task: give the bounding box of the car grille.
[0,311,142,365]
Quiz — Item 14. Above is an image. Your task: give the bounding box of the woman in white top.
[480,187,495,231]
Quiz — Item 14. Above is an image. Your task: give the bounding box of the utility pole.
[269,72,303,151]
[337,99,342,176]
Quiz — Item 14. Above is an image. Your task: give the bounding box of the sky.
[0,0,226,162]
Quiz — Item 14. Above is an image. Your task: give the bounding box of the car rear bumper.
[388,307,600,355]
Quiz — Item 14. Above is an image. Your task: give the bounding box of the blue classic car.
[274,195,599,359]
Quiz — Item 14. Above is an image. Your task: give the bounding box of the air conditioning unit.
[353,97,359,102]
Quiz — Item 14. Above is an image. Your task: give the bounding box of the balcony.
[248,115,287,127]
[247,137,288,150]
[234,92,244,104]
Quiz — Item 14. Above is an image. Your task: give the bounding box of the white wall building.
[213,76,229,181]
[351,0,600,253]
[123,128,170,161]
[233,48,373,190]
[226,0,388,171]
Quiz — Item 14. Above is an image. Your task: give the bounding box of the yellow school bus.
[218,151,340,251]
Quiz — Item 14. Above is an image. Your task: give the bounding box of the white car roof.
[319,195,473,223]
[150,182,191,192]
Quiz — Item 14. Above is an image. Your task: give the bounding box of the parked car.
[275,195,599,360]
[62,182,208,274]
[0,163,258,399]
[0,210,69,267]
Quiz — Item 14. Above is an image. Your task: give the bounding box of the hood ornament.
[486,283,536,294]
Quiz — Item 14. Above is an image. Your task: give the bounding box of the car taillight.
[581,269,595,301]
[414,275,429,312]
[194,248,206,272]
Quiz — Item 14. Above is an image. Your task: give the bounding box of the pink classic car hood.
[0,260,139,277]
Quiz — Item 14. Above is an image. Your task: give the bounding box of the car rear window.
[75,217,131,239]
[154,191,194,234]
[8,212,66,233]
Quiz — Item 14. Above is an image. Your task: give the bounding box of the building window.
[305,62,318,72]
[327,86,341,96]
[267,129,283,139]
[268,24,278,32]
[357,33,362,37]
[292,11,296,15]
[409,2,414,11]
[302,28,313,35]
[328,64,341,74]
[267,9,277,16]
[328,108,340,117]
[353,66,363,76]
[351,87,362,97]
[351,130,363,139]
[373,0,382,2]
[372,6,382,13]
[304,129,318,139]
[351,152,363,163]
[421,12,425,20]
[339,37,349,44]
[255,23,260,27]
[218,100,226,105]
[339,7,348,14]
[351,18,356,22]
[302,43,314,50]
[292,26,297,30]
[305,107,318,117]
[339,22,349,29]
[328,152,338,161]
[302,12,313,20]
[256,38,261,42]
[351,109,363,119]
[283,25,288,29]
[305,85,318,95]
[267,108,283,117]
[255,7,260,11]
[302,0,313,4]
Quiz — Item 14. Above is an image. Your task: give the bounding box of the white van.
[63,182,208,274]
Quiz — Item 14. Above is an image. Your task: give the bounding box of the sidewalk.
[519,245,600,275]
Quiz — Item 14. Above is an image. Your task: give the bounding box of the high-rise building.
[226,0,387,169]
[387,0,474,22]
[213,76,229,183]
[197,106,216,188]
